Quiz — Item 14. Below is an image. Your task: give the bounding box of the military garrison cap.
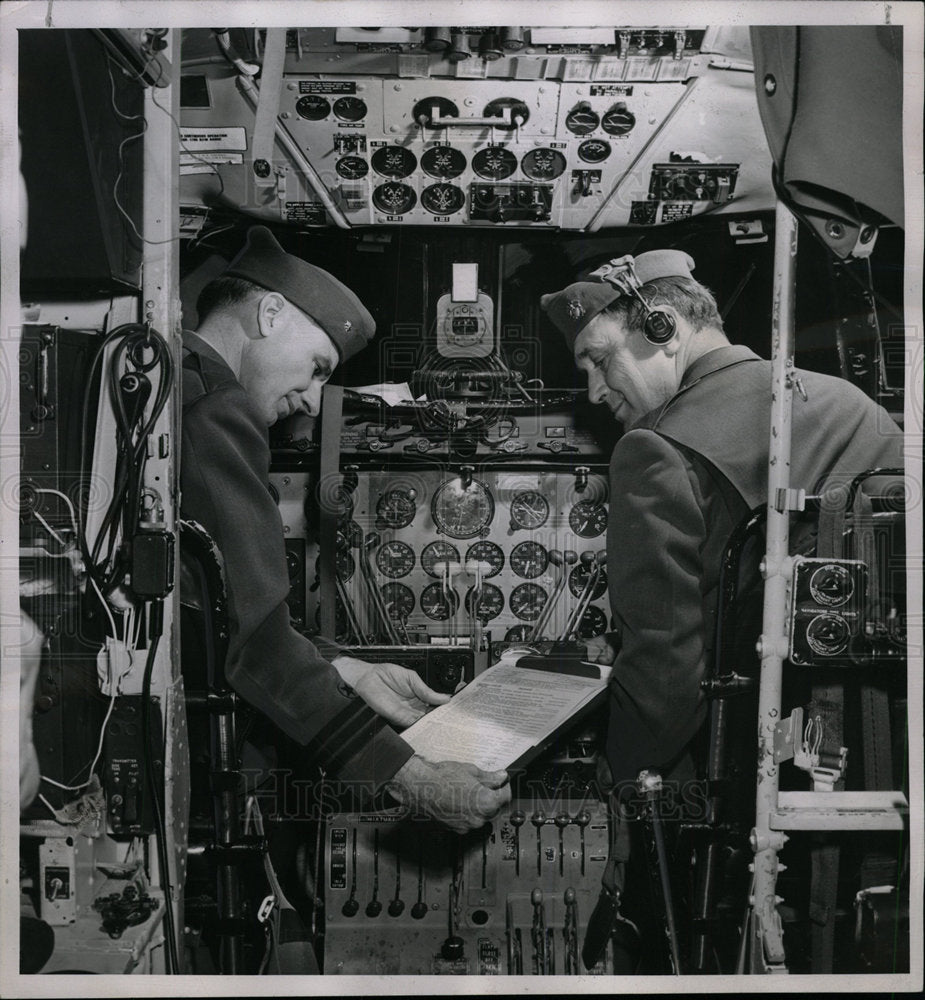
[223,226,375,362]
[540,249,696,351]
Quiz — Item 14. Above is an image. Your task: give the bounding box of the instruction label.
[299,80,357,94]
[179,126,247,151]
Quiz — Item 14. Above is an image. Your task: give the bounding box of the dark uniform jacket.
[605,344,904,784]
[181,331,413,785]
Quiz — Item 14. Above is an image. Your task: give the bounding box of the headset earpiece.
[642,305,676,345]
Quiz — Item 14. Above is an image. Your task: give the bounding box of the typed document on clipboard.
[402,650,612,772]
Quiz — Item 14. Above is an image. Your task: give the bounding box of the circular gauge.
[466,541,504,578]
[806,613,851,657]
[521,148,567,180]
[565,104,600,135]
[371,145,418,178]
[413,97,459,128]
[336,155,369,179]
[601,103,636,136]
[295,94,331,120]
[578,138,612,163]
[335,548,355,583]
[376,540,415,578]
[472,147,517,180]
[505,624,533,642]
[421,183,465,215]
[483,98,530,131]
[809,563,854,607]
[375,489,417,529]
[510,490,549,530]
[465,583,504,622]
[372,182,417,215]
[510,583,548,622]
[421,145,467,179]
[333,96,367,122]
[432,478,495,539]
[380,582,415,621]
[569,500,608,538]
[420,582,459,621]
[510,540,549,579]
[577,606,608,639]
[421,540,460,577]
[568,563,608,600]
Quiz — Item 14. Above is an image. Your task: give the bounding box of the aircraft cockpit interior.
[3,7,920,987]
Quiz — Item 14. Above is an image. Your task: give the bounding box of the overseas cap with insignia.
[223,226,375,362]
[540,249,696,352]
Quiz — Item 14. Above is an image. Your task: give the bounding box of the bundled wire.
[79,323,174,599]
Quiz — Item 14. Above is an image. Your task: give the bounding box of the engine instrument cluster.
[327,470,611,643]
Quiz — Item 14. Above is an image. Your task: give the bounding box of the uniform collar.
[636,344,762,429]
[182,329,236,376]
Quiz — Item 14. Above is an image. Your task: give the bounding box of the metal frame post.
[748,200,800,974]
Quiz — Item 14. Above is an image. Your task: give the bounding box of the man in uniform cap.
[182,227,510,839]
[541,250,903,969]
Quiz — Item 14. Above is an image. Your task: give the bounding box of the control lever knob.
[441,935,465,960]
[510,810,526,828]
[575,810,591,827]
[548,549,564,567]
[411,901,428,919]
[388,899,405,917]
[564,550,579,565]
[341,899,359,917]
[564,886,577,905]
[595,550,607,567]
[555,812,571,829]
[531,811,546,828]
[531,887,544,906]
[365,899,382,918]
[580,550,595,568]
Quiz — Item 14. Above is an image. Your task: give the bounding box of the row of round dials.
[372,581,609,629]
[371,579,607,625]
[369,486,608,540]
[339,144,608,183]
[339,538,606,586]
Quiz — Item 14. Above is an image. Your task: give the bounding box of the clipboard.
[401,651,611,774]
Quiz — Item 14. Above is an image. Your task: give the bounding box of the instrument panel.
[326,469,611,644]
[179,26,775,231]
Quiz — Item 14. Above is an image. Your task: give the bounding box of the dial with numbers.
[421,183,465,215]
[578,139,612,163]
[568,563,608,600]
[372,183,416,215]
[371,145,418,178]
[465,541,504,578]
[379,582,415,621]
[420,582,459,621]
[472,147,517,180]
[509,540,549,579]
[421,145,467,178]
[577,606,608,639]
[509,583,548,621]
[332,96,367,121]
[432,479,495,539]
[521,148,567,180]
[295,94,330,120]
[510,490,549,530]
[421,540,461,577]
[465,583,504,622]
[375,489,417,529]
[376,540,415,578]
[336,155,369,179]
[568,500,608,538]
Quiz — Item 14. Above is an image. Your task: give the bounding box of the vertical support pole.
[748,200,799,973]
[141,31,184,972]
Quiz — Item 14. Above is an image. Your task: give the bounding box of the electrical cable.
[140,601,180,974]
